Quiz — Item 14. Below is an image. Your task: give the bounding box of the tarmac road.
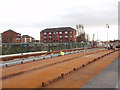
[82,56,119,88]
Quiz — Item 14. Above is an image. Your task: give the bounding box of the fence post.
[35,44,37,52]
[47,43,50,52]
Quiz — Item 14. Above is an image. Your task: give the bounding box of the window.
[44,36,46,39]
[59,32,62,34]
[70,40,72,42]
[25,38,27,43]
[60,40,62,43]
[60,36,62,38]
[49,32,51,35]
[53,36,55,38]
[44,32,46,35]
[56,32,58,34]
[16,38,20,40]
[30,37,32,42]
[49,40,52,42]
[70,35,72,38]
[65,36,68,38]
[56,40,58,42]
[49,36,52,38]
[53,32,56,34]
[49,38,52,40]
[56,36,58,38]
[65,39,68,42]
[44,40,46,42]
[41,36,43,39]
[65,31,68,34]
[70,31,72,33]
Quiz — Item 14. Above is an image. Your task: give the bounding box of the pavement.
[82,56,119,88]
[117,56,120,89]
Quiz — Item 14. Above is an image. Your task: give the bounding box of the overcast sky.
[0,0,119,41]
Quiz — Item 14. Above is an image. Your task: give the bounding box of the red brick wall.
[72,29,77,42]
[21,38,34,43]
[40,30,77,43]
[2,30,19,43]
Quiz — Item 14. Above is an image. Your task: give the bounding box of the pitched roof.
[22,35,34,38]
[41,27,76,33]
[3,29,16,33]
[17,33,21,35]
[34,40,40,42]
[2,29,21,34]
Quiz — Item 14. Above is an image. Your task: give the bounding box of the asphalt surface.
[117,56,120,89]
[82,56,119,88]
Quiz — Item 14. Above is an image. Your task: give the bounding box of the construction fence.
[0,42,93,55]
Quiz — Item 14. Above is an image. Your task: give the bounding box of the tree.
[77,32,87,42]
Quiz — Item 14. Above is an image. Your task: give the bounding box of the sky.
[0,0,119,41]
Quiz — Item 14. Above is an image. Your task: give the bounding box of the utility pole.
[92,34,95,46]
[93,34,95,42]
[106,24,109,42]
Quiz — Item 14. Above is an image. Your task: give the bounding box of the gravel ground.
[46,51,118,88]
[2,49,118,88]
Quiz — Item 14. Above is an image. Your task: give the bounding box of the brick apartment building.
[21,35,35,43]
[40,27,77,43]
[1,29,22,43]
[34,40,40,43]
[1,29,35,43]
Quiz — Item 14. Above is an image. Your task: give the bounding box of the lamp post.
[106,24,109,42]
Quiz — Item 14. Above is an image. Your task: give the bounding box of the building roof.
[2,29,21,34]
[3,29,16,33]
[41,27,76,33]
[17,33,21,35]
[22,35,34,39]
[34,40,40,42]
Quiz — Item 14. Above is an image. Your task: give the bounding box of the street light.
[106,24,110,42]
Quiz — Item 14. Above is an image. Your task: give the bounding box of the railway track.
[1,47,98,68]
[39,49,118,88]
[2,48,119,88]
[46,50,119,88]
[2,48,100,77]
[1,47,97,61]
[1,48,105,80]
